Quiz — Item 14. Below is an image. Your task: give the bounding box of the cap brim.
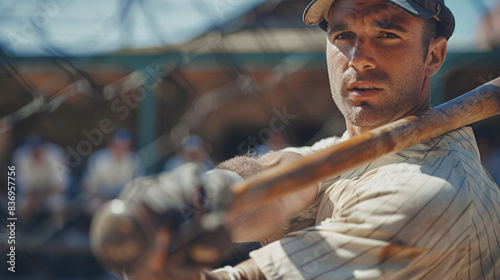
[303,0,455,39]
[303,0,336,26]
[303,0,435,26]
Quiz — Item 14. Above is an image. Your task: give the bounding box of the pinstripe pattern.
[250,127,500,279]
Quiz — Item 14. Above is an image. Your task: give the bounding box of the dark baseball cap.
[303,0,455,40]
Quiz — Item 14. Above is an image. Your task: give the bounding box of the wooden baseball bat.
[228,77,500,218]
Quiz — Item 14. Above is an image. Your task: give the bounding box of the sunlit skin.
[326,0,447,136]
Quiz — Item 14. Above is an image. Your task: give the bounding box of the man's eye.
[380,32,400,39]
[335,33,353,40]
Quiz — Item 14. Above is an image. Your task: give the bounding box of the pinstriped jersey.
[250,126,500,279]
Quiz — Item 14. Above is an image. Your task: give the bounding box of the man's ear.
[425,36,448,78]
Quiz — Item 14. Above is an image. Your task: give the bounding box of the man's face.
[326,0,434,133]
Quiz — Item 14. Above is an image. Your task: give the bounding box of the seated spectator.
[83,129,142,212]
[164,134,214,173]
[13,135,68,228]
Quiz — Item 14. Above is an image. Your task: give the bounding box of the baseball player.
[91,0,500,279]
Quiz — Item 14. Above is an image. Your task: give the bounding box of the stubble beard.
[331,65,426,129]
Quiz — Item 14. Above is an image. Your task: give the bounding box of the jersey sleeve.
[249,162,473,280]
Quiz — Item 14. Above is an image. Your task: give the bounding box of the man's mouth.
[351,85,380,90]
[348,82,383,91]
[347,82,383,100]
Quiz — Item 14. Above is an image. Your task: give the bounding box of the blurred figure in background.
[83,129,142,213]
[478,132,500,185]
[13,135,68,229]
[163,134,214,173]
[476,128,500,185]
[487,148,500,184]
[253,131,289,157]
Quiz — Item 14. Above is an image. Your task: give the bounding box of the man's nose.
[348,38,376,72]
